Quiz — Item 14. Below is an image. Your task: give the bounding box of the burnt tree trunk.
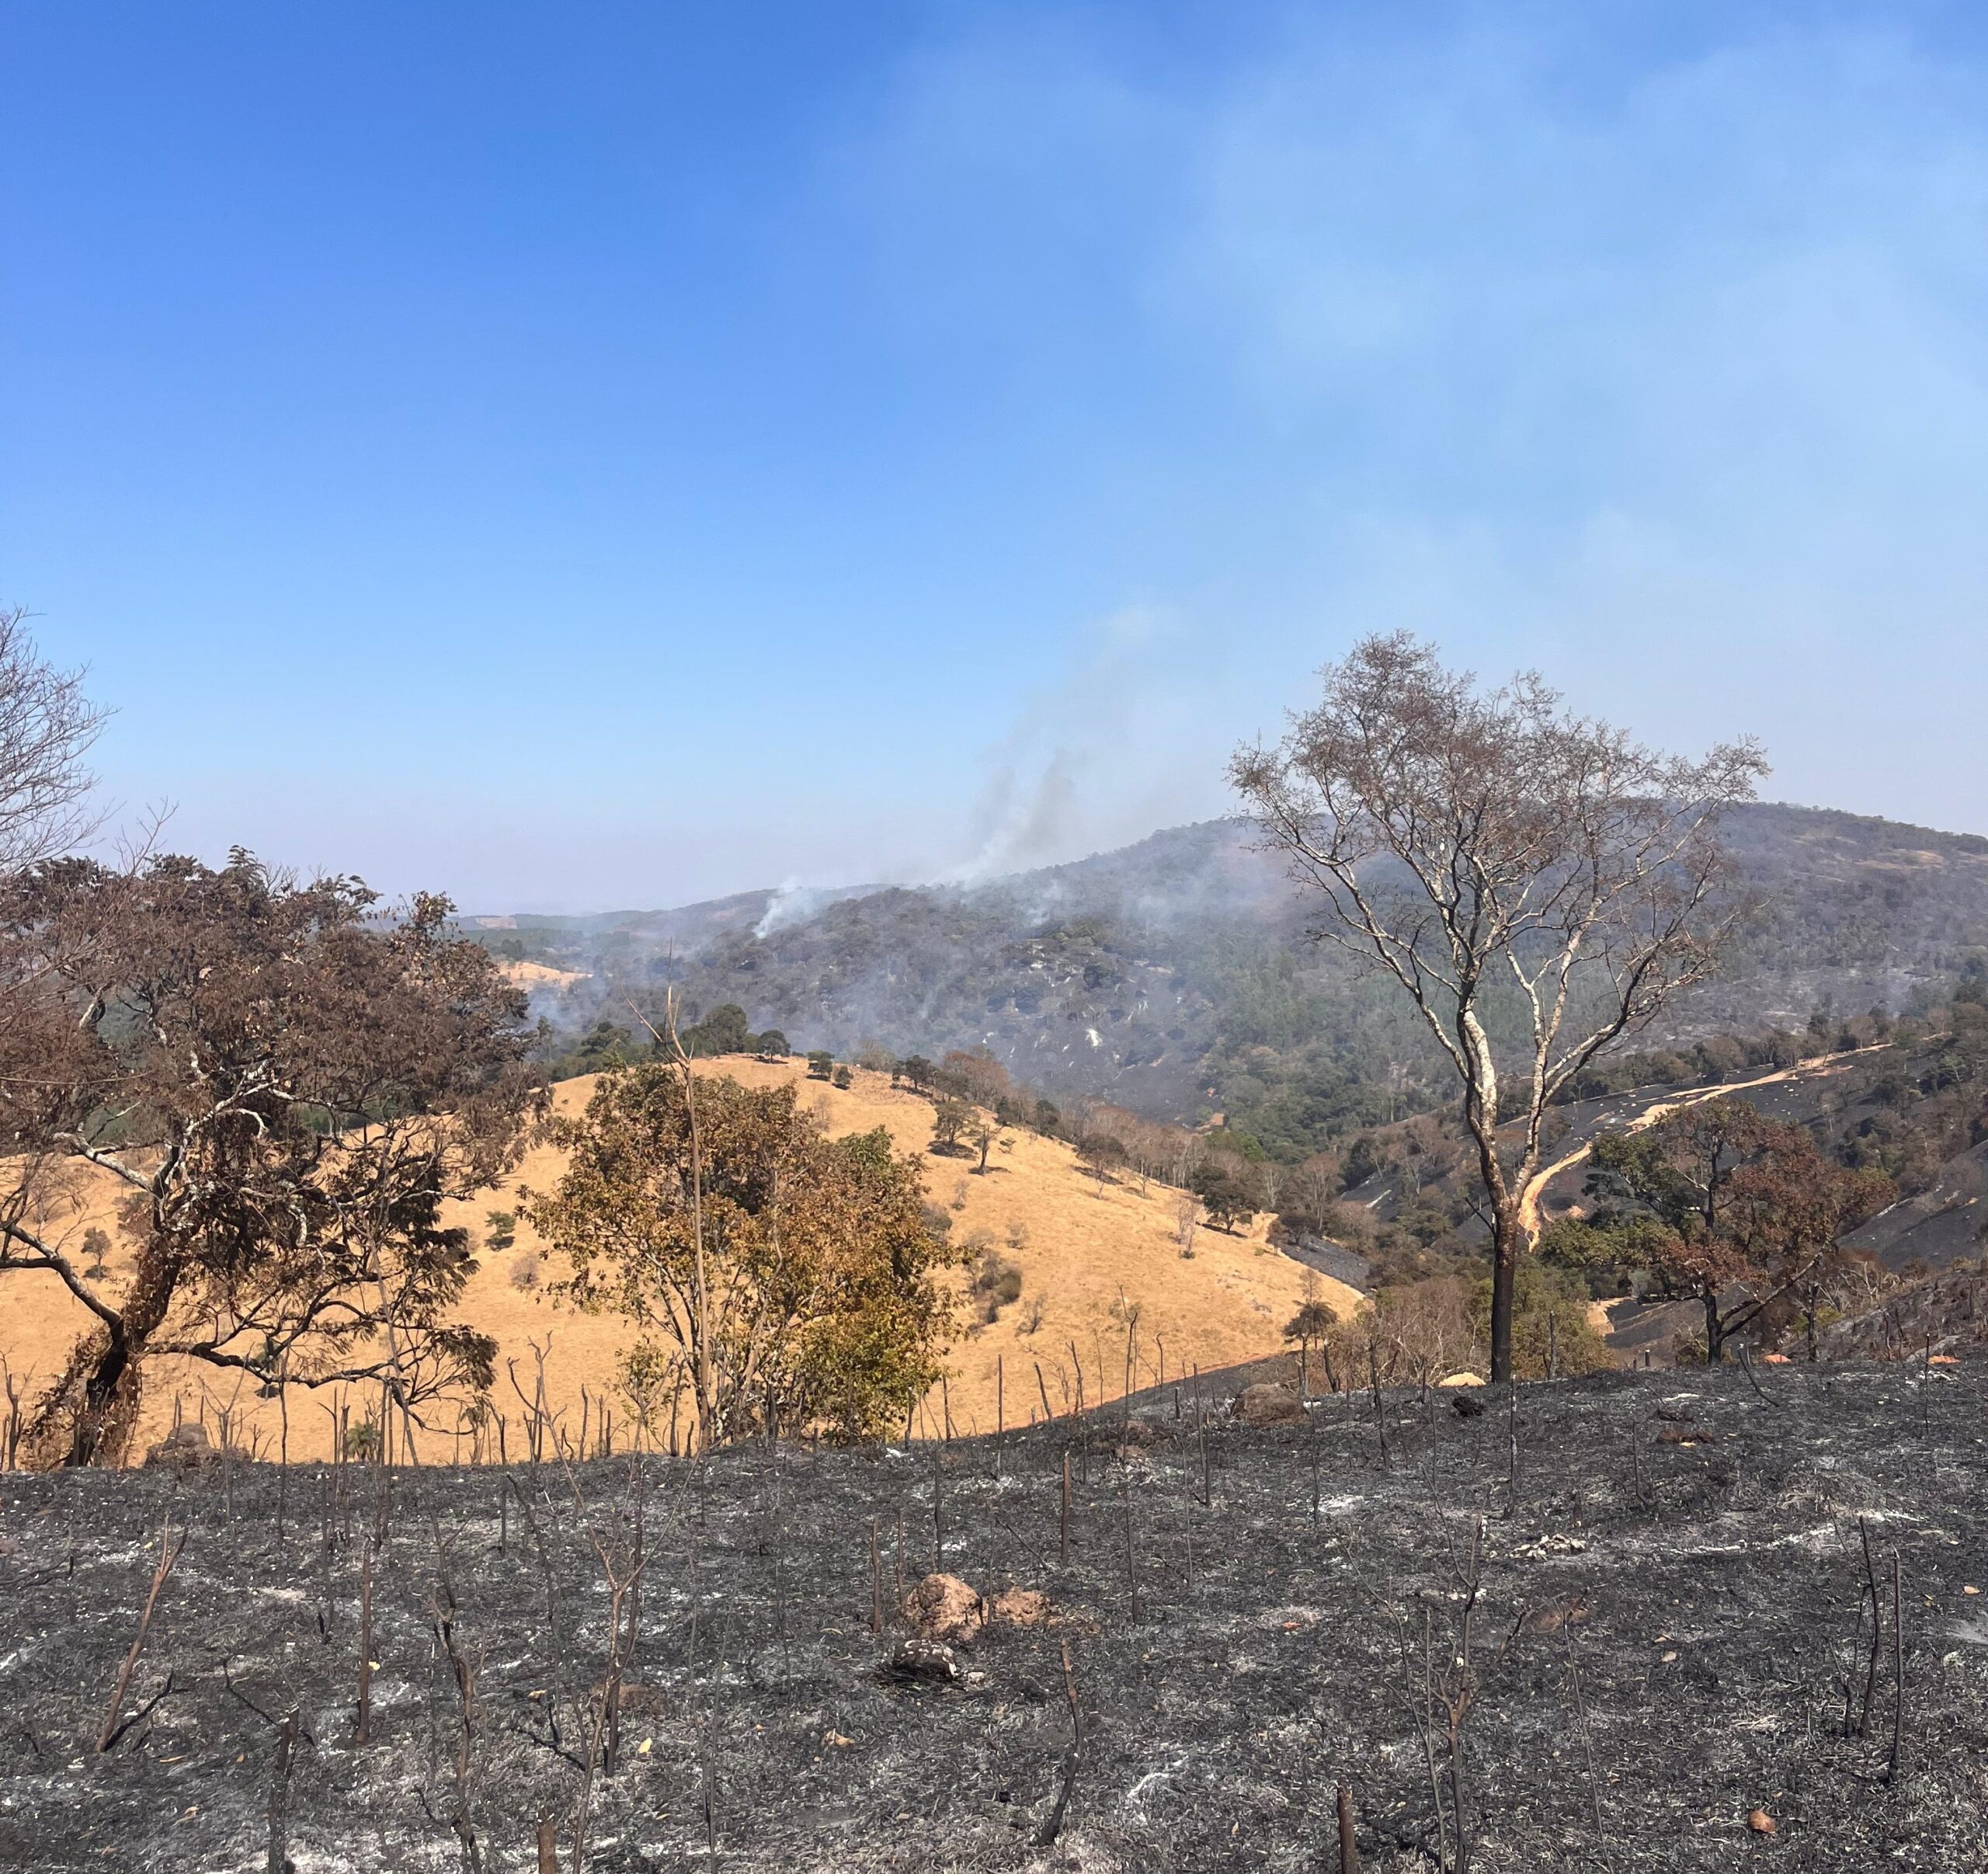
[1487,1208,1521,1386]
[27,1237,179,1469]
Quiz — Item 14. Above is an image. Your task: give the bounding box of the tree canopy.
[528,1066,962,1445]
[0,853,541,1465]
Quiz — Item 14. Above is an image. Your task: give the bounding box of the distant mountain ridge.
[478,803,1988,1149]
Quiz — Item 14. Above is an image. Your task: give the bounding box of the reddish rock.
[900,1572,987,1646]
[990,1587,1051,1628]
[1232,1383,1306,1427]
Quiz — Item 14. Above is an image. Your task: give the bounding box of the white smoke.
[753,879,832,940]
[942,604,1221,887]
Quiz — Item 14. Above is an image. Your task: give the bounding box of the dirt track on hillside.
[1516,1046,1883,1237]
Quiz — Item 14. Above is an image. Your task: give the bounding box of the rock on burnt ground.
[2,1358,1986,1871]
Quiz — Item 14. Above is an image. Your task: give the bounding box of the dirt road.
[1514,1045,1884,1236]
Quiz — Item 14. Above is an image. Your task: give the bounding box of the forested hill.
[476,803,1988,1158]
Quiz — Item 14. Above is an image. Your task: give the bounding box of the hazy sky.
[8,2,1987,911]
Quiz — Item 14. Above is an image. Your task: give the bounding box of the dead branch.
[96,1521,185,1753]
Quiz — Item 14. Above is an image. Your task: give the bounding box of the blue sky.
[6,2,1987,910]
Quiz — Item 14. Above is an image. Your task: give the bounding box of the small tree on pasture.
[528,1066,961,1444]
[1074,1131,1126,1194]
[970,1118,1003,1174]
[930,1098,971,1156]
[1232,633,1764,1380]
[1189,1156,1257,1233]
[940,1048,1009,1109]
[1173,1190,1199,1257]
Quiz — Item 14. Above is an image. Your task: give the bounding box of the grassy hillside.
[0,1061,1357,1465]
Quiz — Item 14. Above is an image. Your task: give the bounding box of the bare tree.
[1232,634,1762,1380]
[0,608,105,871]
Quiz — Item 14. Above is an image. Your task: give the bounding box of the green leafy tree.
[1283,1284,1340,1389]
[528,1066,962,1444]
[930,1097,971,1155]
[1189,1156,1257,1232]
[682,1003,754,1057]
[484,1210,517,1255]
[1465,1258,1610,1379]
[805,1050,834,1082]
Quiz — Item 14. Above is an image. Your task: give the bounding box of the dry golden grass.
[496,958,591,988]
[0,1061,1358,1463]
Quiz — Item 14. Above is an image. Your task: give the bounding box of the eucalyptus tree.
[1233,634,1764,1381]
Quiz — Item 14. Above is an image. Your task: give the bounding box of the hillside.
[492,803,1988,1160]
[0,1062,1356,1466]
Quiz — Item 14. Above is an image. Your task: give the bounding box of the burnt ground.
[4,1359,1987,1872]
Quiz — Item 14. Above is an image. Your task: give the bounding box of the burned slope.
[3,1360,1986,1872]
[492,803,1988,1143]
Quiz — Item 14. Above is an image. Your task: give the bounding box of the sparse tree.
[940,1048,1009,1109]
[0,609,105,873]
[970,1117,1003,1174]
[1172,1190,1199,1258]
[1233,633,1764,1379]
[1276,1154,1343,1238]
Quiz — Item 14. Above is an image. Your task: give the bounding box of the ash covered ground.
[3,1360,1986,1872]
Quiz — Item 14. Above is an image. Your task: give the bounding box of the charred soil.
[2,1358,1986,1870]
